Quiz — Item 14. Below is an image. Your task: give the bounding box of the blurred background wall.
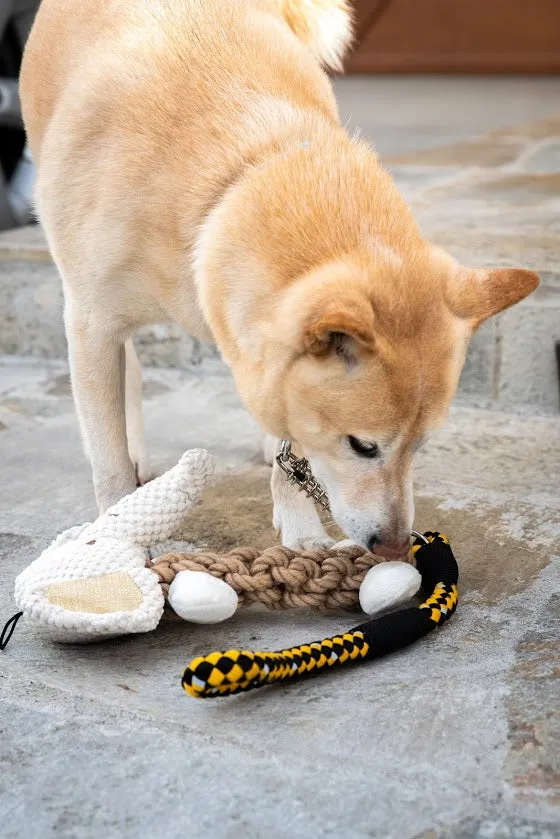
[0,0,39,230]
[0,0,559,232]
[347,0,560,73]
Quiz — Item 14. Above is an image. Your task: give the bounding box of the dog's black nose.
[366,533,378,553]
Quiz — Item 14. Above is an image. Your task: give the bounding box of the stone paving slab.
[0,222,50,261]
[385,116,560,167]
[333,78,560,159]
[0,357,558,839]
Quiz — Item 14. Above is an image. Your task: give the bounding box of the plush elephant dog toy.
[13,449,422,644]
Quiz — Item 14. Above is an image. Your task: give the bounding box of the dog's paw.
[274,507,334,550]
[282,534,336,551]
[133,458,155,487]
[332,538,361,549]
[273,501,332,551]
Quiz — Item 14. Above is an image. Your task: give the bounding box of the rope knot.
[150,544,413,612]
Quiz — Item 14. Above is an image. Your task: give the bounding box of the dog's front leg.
[66,309,137,512]
[271,454,334,550]
[124,339,151,486]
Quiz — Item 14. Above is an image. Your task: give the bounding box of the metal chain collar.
[275,440,330,510]
[276,440,428,545]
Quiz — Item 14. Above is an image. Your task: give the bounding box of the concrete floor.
[334,76,560,156]
[1,359,559,839]
[1,77,560,839]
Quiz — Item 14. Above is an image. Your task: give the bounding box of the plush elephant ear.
[447,267,540,328]
[14,535,166,643]
[84,449,215,546]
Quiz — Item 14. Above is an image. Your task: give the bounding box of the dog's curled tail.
[279,0,354,71]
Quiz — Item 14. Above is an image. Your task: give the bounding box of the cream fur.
[20,0,539,552]
[281,0,354,71]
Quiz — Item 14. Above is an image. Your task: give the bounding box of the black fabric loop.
[0,611,23,650]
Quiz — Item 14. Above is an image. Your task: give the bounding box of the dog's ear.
[302,299,376,358]
[276,262,376,361]
[448,267,539,328]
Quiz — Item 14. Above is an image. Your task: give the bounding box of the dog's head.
[262,247,538,556]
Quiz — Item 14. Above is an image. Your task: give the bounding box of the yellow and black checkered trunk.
[182,533,458,699]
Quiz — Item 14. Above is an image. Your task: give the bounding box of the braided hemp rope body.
[151,545,412,610]
[182,534,458,699]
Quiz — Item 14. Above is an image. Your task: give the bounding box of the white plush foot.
[168,570,238,624]
[359,561,422,616]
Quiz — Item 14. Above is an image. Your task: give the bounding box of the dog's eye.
[347,435,380,458]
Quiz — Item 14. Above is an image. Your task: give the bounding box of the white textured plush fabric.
[83,449,214,545]
[14,449,215,643]
[14,538,159,642]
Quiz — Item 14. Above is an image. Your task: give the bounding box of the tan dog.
[20,0,538,557]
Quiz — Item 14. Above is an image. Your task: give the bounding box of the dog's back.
[21,0,351,163]
[20,0,350,323]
